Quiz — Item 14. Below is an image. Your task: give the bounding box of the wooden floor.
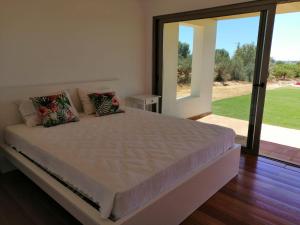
[1,154,300,225]
[260,140,300,166]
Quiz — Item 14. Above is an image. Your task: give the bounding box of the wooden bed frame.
[0,80,241,225]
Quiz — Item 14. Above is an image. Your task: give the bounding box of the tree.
[292,63,300,78]
[272,63,293,80]
[270,57,276,65]
[230,43,257,82]
[177,42,192,85]
[267,57,276,80]
[178,42,191,58]
[214,49,231,84]
[230,55,246,81]
[271,62,300,80]
[178,55,192,84]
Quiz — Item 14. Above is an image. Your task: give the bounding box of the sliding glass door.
[153,2,276,153]
[259,2,300,165]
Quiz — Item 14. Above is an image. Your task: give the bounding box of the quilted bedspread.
[4,108,235,219]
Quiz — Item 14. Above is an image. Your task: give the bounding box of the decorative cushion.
[18,100,42,127]
[88,92,124,116]
[17,90,78,127]
[31,92,80,127]
[78,88,111,115]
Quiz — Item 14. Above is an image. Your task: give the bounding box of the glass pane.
[162,12,260,148]
[260,2,300,165]
[177,25,194,99]
[206,13,260,147]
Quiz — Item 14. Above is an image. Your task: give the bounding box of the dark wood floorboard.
[182,155,300,225]
[0,170,81,225]
[0,154,300,225]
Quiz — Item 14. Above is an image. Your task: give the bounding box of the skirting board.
[0,143,241,225]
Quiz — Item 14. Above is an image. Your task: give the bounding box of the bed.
[0,80,241,225]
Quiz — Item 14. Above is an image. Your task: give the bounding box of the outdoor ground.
[213,87,300,130]
[177,81,300,165]
[177,82,255,99]
[200,114,300,165]
[177,80,300,129]
[176,80,296,100]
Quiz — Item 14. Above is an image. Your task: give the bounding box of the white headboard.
[0,78,121,143]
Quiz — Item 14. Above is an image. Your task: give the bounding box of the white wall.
[0,0,146,97]
[141,0,253,94]
[0,0,254,107]
[161,23,179,116]
[162,21,216,118]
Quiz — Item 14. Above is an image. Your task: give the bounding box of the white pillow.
[18,100,42,127]
[64,90,80,118]
[78,88,111,115]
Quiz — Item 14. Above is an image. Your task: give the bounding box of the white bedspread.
[4,108,235,220]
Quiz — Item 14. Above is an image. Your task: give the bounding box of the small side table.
[130,95,161,113]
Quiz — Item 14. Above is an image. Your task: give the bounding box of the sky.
[179,12,300,61]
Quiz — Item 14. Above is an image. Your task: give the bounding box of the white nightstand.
[130,95,161,113]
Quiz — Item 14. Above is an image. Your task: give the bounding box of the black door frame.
[247,6,276,154]
[152,0,279,154]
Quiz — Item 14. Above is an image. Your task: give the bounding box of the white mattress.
[4,108,235,220]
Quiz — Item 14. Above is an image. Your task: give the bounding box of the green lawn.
[212,87,300,130]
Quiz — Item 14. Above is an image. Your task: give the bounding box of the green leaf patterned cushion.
[31,93,80,127]
[88,92,124,116]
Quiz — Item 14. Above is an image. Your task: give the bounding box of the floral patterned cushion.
[31,93,80,127]
[88,92,124,116]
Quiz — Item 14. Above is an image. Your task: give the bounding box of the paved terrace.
[199,114,300,165]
